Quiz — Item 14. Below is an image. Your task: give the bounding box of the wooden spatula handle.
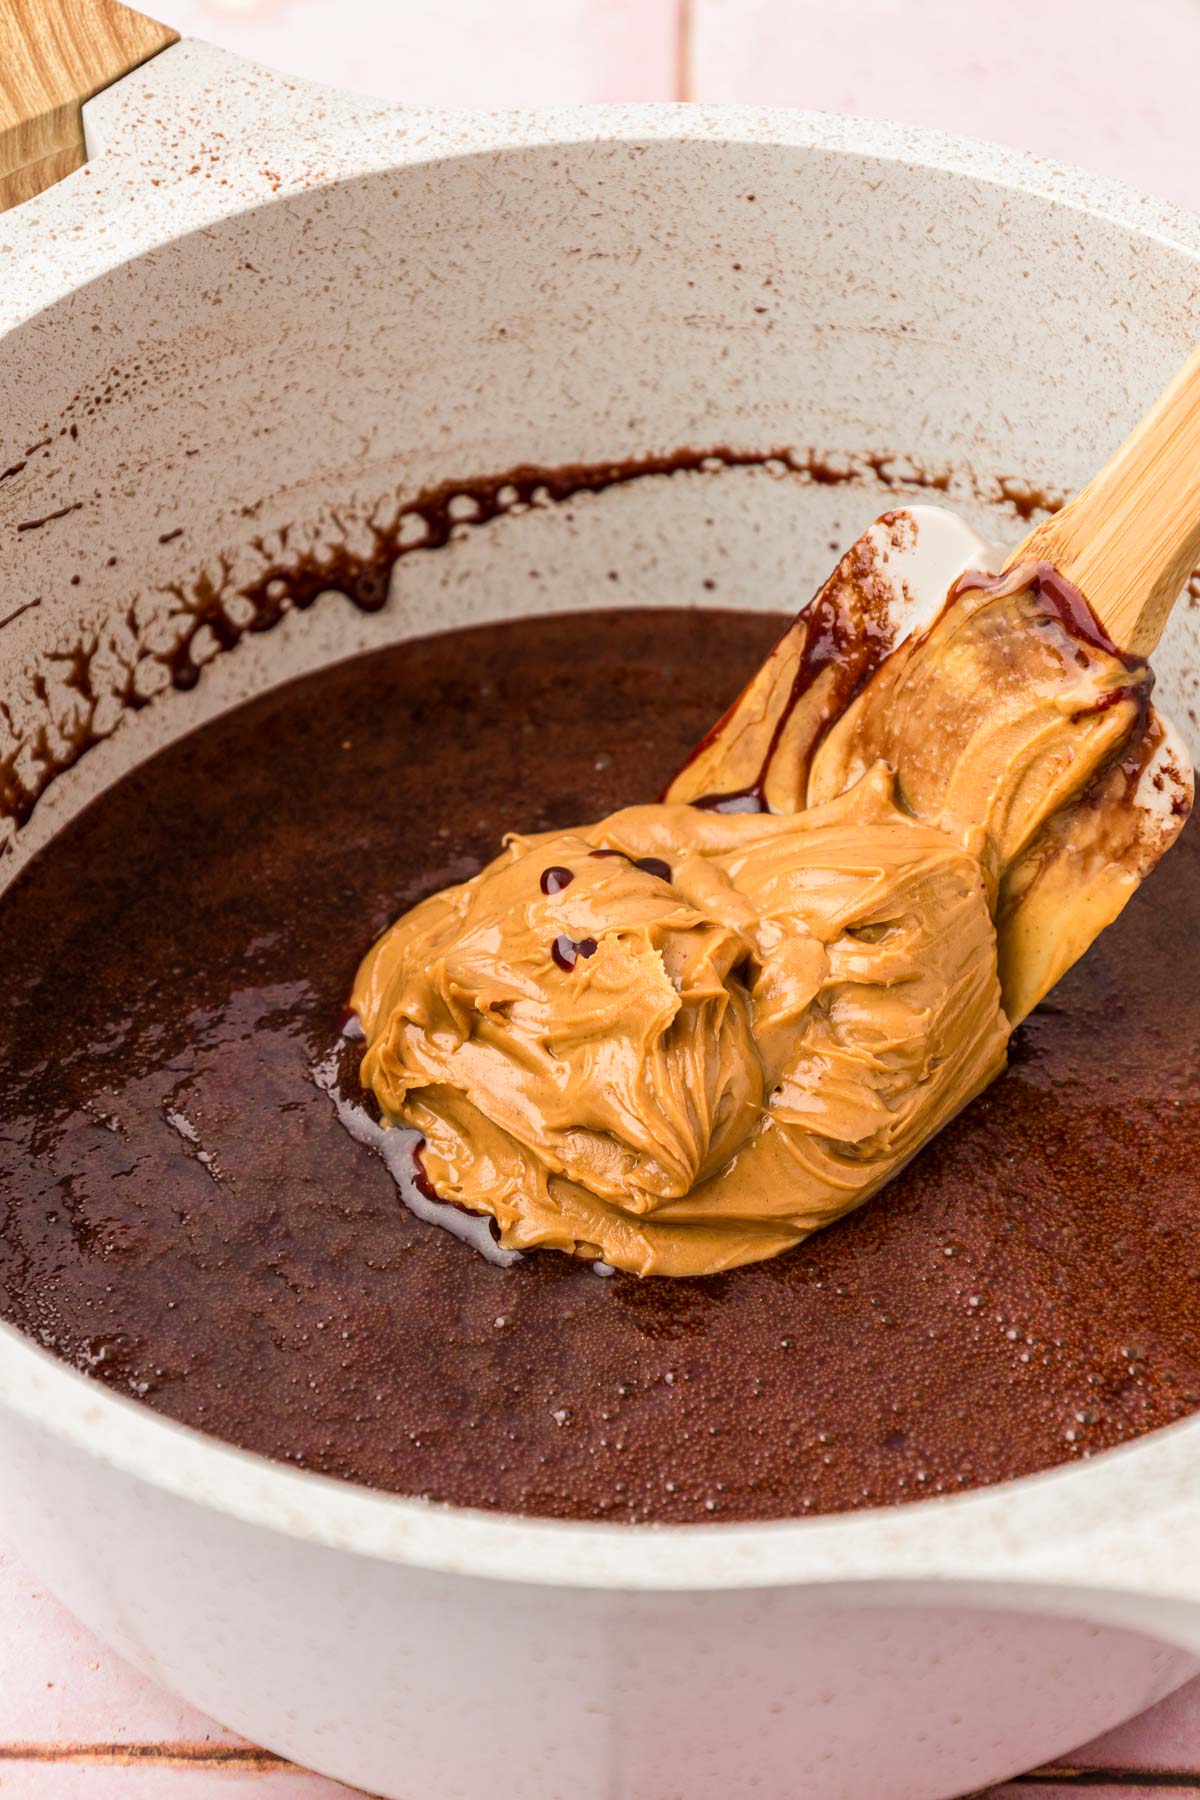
[0,0,176,213]
[1007,345,1200,657]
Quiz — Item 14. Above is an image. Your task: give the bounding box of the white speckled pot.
[3,41,1200,1800]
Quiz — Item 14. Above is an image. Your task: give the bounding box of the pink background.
[5,0,1200,1793]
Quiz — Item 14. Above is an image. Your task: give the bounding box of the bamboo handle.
[1006,345,1200,657]
[0,0,177,213]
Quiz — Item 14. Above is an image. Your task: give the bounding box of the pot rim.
[4,62,1200,1601]
[5,42,1200,334]
[5,1309,1200,1596]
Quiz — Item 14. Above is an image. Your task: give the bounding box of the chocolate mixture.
[1,606,1198,1521]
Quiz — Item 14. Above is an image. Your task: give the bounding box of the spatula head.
[665,505,1194,1022]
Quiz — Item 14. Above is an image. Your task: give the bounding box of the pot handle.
[0,0,177,212]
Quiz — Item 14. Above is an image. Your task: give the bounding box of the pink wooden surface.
[5,0,1200,1794]
[689,0,1200,212]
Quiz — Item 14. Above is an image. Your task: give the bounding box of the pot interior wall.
[1,133,1198,880]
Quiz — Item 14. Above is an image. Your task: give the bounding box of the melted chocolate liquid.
[2,607,1199,1522]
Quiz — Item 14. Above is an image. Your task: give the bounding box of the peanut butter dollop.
[351,557,1183,1276]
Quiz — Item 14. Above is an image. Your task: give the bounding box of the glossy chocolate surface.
[2,607,1198,1521]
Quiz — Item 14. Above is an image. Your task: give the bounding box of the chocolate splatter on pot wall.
[0,446,1072,857]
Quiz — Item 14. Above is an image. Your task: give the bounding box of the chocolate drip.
[680,525,908,813]
[948,560,1151,732]
[949,560,1130,661]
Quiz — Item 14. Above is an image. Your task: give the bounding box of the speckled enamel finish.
[3,40,1200,1800]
